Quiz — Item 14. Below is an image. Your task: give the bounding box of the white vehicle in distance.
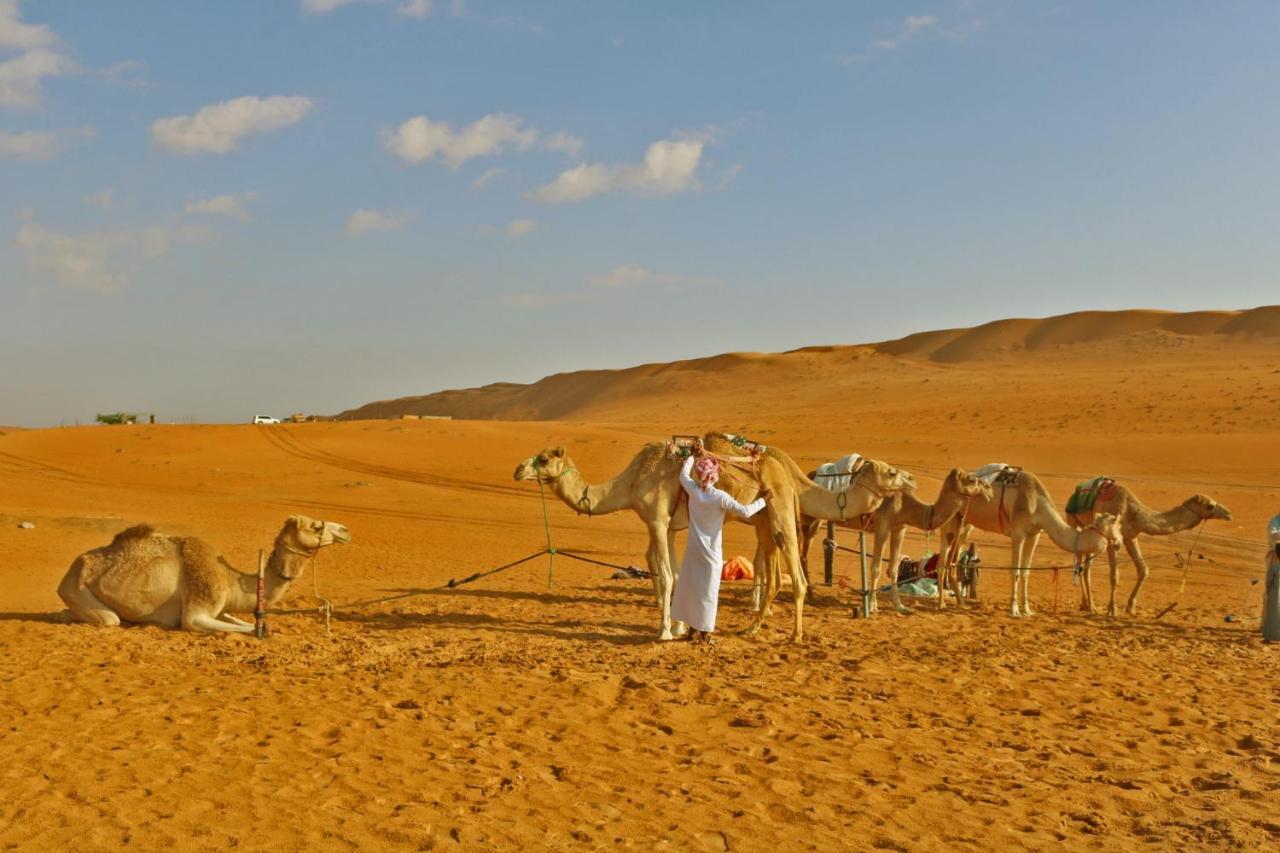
[252,415,281,424]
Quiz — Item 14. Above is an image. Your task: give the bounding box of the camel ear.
[552,446,566,458]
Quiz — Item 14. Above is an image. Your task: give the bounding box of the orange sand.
[2,310,1279,850]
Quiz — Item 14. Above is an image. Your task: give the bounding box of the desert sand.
[2,309,1279,851]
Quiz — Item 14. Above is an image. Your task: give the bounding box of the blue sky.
[2,1,1278,426]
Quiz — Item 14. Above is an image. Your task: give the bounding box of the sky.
[2,1,1279,427]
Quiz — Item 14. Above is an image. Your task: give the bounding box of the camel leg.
[666,527,687,637]
[185,612,254,634]
[58,574,122,627]
[777,523,807,643]
[1078,555,1096,613]
[742,518,779,637]
[750,542,768,615]
[798,517,820,595]
[1123,537,1149,616]
[645,521,677,640]
[886,527,912,614]
[220,613,253,628]
[1021,533,1040,617]
[866,530,885,615]
[1008,536,1025,618]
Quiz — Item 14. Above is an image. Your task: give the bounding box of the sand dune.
[3,307,1280,850]
[337,306,1280,421]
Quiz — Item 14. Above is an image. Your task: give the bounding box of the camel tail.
[110,524,156,546]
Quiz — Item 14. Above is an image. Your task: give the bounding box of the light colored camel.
[1066,484,1232,615]
[515,434,915,642]
[57,515,351,633]
[799,467,994,614]
[938,465,1123,617]
[514,442,688,640]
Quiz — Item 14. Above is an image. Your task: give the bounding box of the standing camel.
[516,434,914,642]
[1065,482,1232,615]
[57,515,351,632]
[938,465,1123,617]
[514,443,688,640]
[799,467,994,614]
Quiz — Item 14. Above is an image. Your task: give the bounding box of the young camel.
[1066,484,1232,615]
[515,434,914,642]
[799,467,994,614]
[57,515,351,633]
[938,465,1123,617]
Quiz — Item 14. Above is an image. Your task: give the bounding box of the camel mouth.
[1215,507,1233,521]
[513,463,534,481]
[328,526,353,544]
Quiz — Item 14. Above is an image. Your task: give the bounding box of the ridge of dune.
[335,305,1280,421]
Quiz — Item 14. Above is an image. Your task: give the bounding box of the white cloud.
[12,220,214,293]
[0,46,76,108]
[345,208,412,236]
[100,59,152,90]
[382,112,536,168]
[82,188,113,210]
[300,0,373,14]
[382,112,581,169]
[587,265,720,290]
[150,95,314,155]
[470,166,505,190]
[876,14,937,50]
[0,2,76,108]
[185,192,256,222]
[0,126,91,159]
[504,264,720,310]
[528,133,707,203]
[0,0,55,50]
[504,218,539,238]
[397,0,433,18]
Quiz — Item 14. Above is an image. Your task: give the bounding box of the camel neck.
[906,485,967,530]
[230,543,307,610]
[1131,499,1199,536]
[551,465,632,516]
[1037,500,1105,553]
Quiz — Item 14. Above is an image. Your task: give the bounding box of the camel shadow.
[0,611,67,624]
[329,607,655,645]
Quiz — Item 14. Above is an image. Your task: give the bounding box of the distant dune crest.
[336,306,1280,422]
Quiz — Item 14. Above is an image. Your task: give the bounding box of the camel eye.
[537,455,548,465]
[313,521,324,531]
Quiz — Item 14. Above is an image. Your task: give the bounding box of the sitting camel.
[938,465,1123,617]
[515,434,914,642]
[799,466,994,614]
[1065,481,1232,615]
[57,515,351,633]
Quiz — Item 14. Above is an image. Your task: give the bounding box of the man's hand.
[692,438,704,456]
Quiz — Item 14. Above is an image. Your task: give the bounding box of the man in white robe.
[670,448,769,644]
[1264,513,1280,643]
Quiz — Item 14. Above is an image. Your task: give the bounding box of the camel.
[515,433,915,642]
[799,467,994,614]
[514,442,687,640]
[1065,482,1232,615]
[57,515,351,633]
[937,465,1123,617]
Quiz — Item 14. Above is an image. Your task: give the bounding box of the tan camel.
[57,515,351,632]
[1066,483,1232,615]
[799,467,994,614]
[514,442,687,640]
[515,433,915,642]
[938,465,1123,617]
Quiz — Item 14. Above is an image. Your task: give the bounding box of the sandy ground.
[2,328,1279,851]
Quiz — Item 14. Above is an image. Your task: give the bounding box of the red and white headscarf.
[694,456,720,489]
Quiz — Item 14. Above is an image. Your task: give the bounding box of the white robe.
[670,456,767,633]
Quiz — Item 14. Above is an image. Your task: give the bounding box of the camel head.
[1088,512,1123,545]
[1184,494,1232,521]
[857,459,916,495]
[279,515,352,561]
[947,468,994,501]
[514,446,572,483]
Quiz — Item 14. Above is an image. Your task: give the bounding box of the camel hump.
[111,524,157,546]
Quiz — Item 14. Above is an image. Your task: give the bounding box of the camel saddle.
[992,465,1022,486]
[1066,476,1116,516]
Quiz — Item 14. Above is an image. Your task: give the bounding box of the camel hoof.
[788,632,804,644]
[657,631,674,641]
[739,625,761,638]
[895,605,914,615]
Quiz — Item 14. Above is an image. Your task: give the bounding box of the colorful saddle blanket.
[1066,477,1116,516]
